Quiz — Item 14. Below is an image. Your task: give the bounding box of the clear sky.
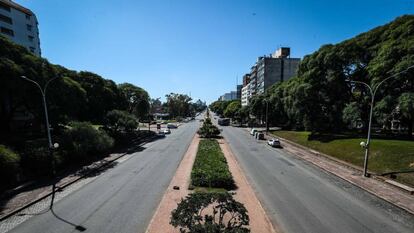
[19,0,413,103]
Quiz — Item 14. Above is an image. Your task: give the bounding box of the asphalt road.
[220,125,414,233]
[8,120,200,233]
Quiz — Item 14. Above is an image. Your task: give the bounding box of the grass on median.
[191,139,236,190]
[272,130,414,187]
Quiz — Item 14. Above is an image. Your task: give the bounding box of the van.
[250,129,257,136]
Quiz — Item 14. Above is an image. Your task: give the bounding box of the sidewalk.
[259,130,414,215]
[0,132,156,221]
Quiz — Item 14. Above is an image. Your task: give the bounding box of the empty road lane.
[221,126,414,233]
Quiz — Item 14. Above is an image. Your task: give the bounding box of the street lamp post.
[348,65,414,177]
[20,75,58,175]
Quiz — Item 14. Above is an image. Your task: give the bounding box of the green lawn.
[272,131,414,187]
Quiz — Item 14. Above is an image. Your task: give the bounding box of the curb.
[0,134,157,222]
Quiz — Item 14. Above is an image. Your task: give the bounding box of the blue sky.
[20,0,413,103]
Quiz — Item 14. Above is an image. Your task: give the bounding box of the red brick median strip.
[145,134,280,233]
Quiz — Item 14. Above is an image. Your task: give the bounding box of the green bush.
[62,121,114,162]
[171,192,250,233]
[105,109,138,132]
[197,118,220,138]
[0,145,20,188]
[191,139,235,190]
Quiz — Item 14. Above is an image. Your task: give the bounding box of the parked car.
[218,118,230,126]
[167,123,177,129]
[250,128,257,135]
[267,138,281,147]
[157,131,166,137]
[163,128,171,134]
[256,133,265,140]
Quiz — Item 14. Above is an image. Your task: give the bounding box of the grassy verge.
[272,131,414,187]
[191,139,235,190]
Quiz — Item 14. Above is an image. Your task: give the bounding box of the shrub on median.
[191,139,235,190]
[197,118,220,138]
[170,192,250,233]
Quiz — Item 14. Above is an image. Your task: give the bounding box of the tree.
[171,192,250,233]
[72,72,124,123]
[192,99,207,113]
[105,110,138,132]
[149,98,163,115]
[210,101,231,117]
[224,101,241,120]
[165,93,192,119]
[118,83,150,121]
[373,95,395,130]
[237,106,250,126]
[398,92,414,138]
[342,102,362,129]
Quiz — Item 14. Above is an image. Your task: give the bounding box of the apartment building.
[241,47,300,106]
[241,84,250,107]
[256,48,300,94]
[0,0,41,56]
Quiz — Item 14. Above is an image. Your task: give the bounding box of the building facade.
[0,0,41,56]
[236,85,242,100]
[241,84,250,107]
[241,47,300,106]
[219,91,238,101]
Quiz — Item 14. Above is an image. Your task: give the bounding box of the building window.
[25,14,30,20]
[1,27,14,36]
[0,2,11,12]
[27,24,32,31]
[28,35,34,42]
[0,14,12,24]
[29,47,35,53]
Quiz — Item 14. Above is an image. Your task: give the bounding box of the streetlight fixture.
[348,65,414,177]
[20,75,59,175]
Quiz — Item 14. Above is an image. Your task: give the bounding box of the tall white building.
[241,84,250,107]
[0,0,41,56]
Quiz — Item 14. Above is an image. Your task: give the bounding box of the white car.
[267,139,281,147]
[163,128,171,134]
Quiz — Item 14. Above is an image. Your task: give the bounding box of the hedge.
[191,139,235,190]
